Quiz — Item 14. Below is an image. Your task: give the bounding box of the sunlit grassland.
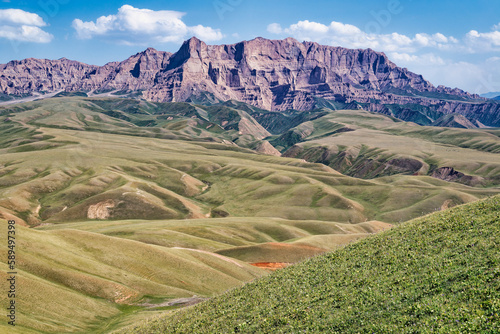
[279,109,500,183]
[123,195,500,333]
[1,124,497,228]
[0,97,499,333]
[0,221,264,333]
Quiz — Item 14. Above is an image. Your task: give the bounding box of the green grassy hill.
[0,222,265,334]
[1,97,499,333]
[1,103,498,227]
[3,96,499,186]
[278,108,500,185]
[123,195,500,333]
[38,217,391,264]
[0,97,272,150]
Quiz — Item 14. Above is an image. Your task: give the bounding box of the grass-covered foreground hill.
[0,96,499,333]
[124,195,500,333]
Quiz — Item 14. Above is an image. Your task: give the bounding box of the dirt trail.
[0,91,63,105]
[139,296,206,308]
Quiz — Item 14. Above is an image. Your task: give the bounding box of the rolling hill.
[1,97,498,228]
[276,108,500,185]
[0,95,499,333]
[121,194,500,333]
[0,224,264,334]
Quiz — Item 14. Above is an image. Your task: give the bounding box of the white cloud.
[0,25,53,43]
[72,15,116,39]
[188,25,223,43]
[72,5,223,44]
[329,21,362,36]
[267,19,500,55]
[267,23,282,34]
[288,20,329,35]
[390,52,445,66]
[267,20,458,54]
[389,55,500,94]
[0,9,46,26]
[0,9,52,43]
[464,29,500,52]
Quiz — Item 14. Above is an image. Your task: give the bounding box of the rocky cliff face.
[1,37,499,127]
[0,57,98,93]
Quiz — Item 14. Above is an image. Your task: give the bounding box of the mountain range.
[481,92,500,99]
[1,37,499,128]
[1,37,500,334]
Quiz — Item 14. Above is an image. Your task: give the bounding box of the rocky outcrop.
[255,141,281,156]
[283,145,425,179]
[87,200,116,219]
[0,47,172,96]
[0,57,98,94]
[431,114,478,129]
[1,37,499,127]
[431,167,485,187]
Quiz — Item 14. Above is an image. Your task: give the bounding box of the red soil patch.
[250,262,290,270]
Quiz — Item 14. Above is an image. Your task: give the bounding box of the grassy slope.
[0,97,269,148]
[1,123,497,226]
[4,97,499,184]
[0,221,264,333]
[38,218,392,263]
[125,195,500,333]
[279,109,500,183]
[0,97,499,333]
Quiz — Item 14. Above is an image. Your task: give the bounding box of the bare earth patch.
[87,200,115,219]
[250,262,290,270]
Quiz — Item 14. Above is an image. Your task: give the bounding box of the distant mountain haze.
[480,92,500,99]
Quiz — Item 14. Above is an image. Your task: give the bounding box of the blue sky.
[1,0,499,94]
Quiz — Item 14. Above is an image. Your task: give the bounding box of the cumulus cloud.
[267,19,500,54]
[0,9,53,43]
[464,29,500,52]
[267,23,282,35]
[72,5,223,44]
[390,52,445,66]
[388,55,500,94]
[267,20,457,54]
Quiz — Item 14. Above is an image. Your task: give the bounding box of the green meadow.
[276,108,500,184]
[122,195,500,333]
[0,96,499,333]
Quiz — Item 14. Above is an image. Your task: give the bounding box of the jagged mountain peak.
[0,37,498,127]
[181,36,207,54]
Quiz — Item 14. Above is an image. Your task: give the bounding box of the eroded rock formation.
[1,37,499,127]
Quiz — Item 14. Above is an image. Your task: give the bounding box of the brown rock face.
[143,37,443,111]
[1,37,499,126]
[0,57,98,93]
[431,167,485,187]
[431,114,478,129]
